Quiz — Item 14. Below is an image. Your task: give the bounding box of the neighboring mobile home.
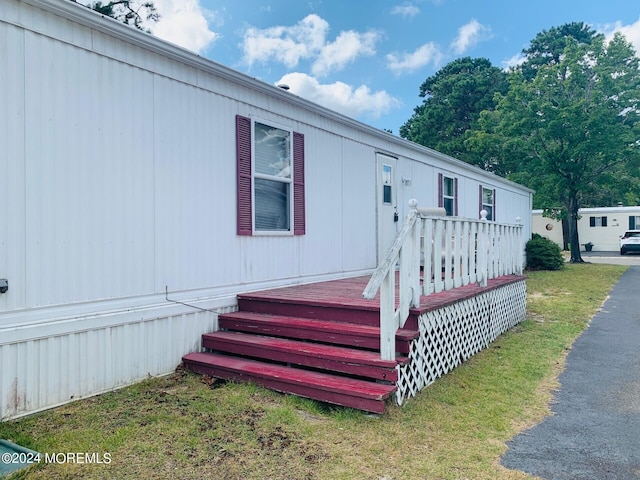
[0,0,533,418]
[533,206,640,252]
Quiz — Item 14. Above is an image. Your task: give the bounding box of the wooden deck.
[237,273,525,329]
[182,273,525,413]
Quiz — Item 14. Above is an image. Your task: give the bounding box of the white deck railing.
[363,199,523,360]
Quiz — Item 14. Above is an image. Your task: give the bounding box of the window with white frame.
[480,186,495,220]
[442,176,455,216]
[253,122,292,231]
[236,115,305,236]
[629,216,640,229]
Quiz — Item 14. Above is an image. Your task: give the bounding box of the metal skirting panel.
[0,304,237,420]
[395,280,527,405]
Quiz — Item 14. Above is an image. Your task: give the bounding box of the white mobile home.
[533,207,640,252]
[0,0,533,418]
[532,210,565,246]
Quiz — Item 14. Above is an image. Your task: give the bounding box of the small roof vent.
[277,84,290,91]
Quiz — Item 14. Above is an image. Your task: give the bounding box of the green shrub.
[526,234,564,270]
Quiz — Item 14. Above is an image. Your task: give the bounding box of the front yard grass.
[0,263,627,479]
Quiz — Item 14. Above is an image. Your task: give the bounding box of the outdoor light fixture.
[0,279,8,294]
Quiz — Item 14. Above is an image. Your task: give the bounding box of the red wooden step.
[219,311,418,354]
[202,331,405,382]
[237,295,382,326]
[182,352,396,414]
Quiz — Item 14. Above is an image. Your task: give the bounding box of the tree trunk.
[567,196,584,263]
[561,216,570,251]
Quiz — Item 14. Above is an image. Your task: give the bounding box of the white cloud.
[242,14,380,75]
[450,19,491,54]
[502,52,526,70]
[386,42,443,74]
[276,72,401,119]
[242,14,329,68]
[602,17,640,57]
[312,30,380,76]
[150,0,219,54]
[391,4,421,19]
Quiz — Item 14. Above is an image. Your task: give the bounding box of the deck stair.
[182,281,420,414]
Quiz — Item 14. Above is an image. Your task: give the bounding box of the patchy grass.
[0,264,626,479]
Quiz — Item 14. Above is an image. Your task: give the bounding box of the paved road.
[580,251,640,266]
[501,265,640,479]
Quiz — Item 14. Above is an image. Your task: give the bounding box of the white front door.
[376,153,398,263]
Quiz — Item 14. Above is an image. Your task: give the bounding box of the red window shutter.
[454,178,458,216]
[293,131,306,235]
[236,115,252,235]
[437,173,443,208]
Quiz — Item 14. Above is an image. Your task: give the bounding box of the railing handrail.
[362,209,418,300]
[362,199,524,361]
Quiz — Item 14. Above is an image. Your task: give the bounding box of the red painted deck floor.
[241,273,525,317]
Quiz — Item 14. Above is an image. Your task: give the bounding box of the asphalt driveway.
[501,265,640,479]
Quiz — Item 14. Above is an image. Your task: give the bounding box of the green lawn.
[0,263,626,480]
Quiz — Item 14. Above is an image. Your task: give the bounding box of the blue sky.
[143,0,640,134]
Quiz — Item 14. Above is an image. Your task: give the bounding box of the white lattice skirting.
[395,280,527,405]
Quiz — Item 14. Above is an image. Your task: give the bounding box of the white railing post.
[515,216,523,275]
[453,221,462,288]
[489,222,497,279]
[443,219,453,290]
[423,218,433,295]
[461,221,470,286]
[478,210,488,287]
[380,269,395,361]
[496,223,503,276]
[409,199,421,308]
[469,222,478,284]
[433,219,444,292]
[399,229,412,327]
[411,209,424,307]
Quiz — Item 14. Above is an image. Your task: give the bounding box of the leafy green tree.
[78,0,159,31]
[504,22,640,250]
[399,57,508,170]
[470,32,640,262]
[520,22,598,81]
